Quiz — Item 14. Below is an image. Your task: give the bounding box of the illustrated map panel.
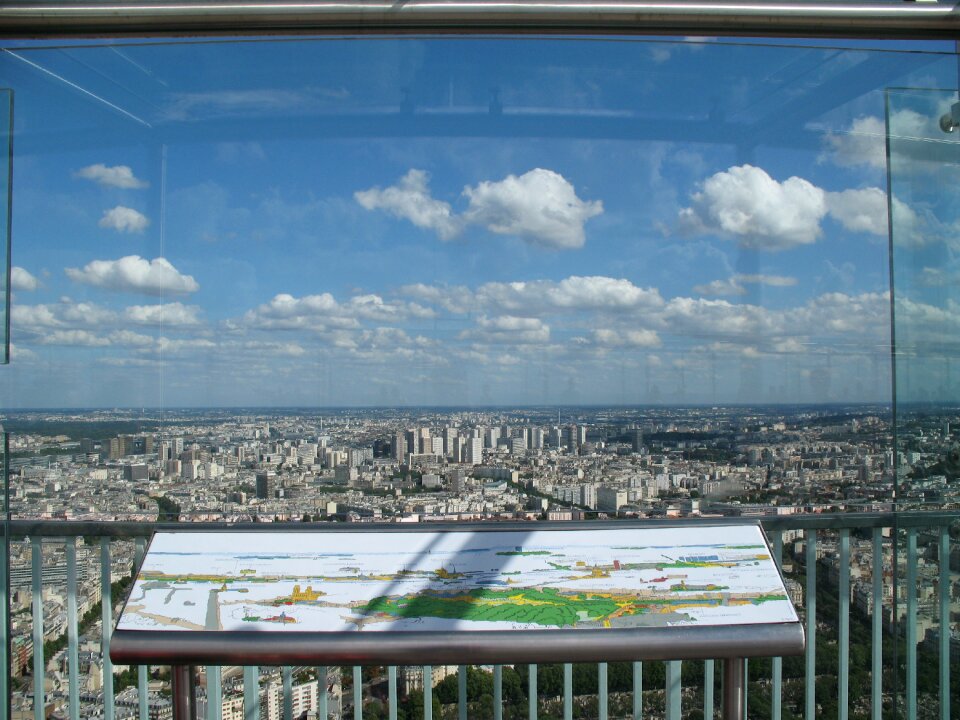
[116,525,798,633]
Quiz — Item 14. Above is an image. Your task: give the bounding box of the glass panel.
[0,89,10,366]
[0,35,956,720]
[887,87,960,720]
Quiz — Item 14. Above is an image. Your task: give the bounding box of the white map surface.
[116,525,798,633]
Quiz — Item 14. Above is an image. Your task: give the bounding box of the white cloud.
[477,276,663,315]
[460,315,550,345]
[124,302,202,327]
[11,304,61,328]
[678,164,826,250]
[37,329,111,347]
[694,273,798,297]
[463,168,603,249]
[354,169,461,240]
[823,116,886,170]
[109,330,155,347]
[826,187,888,235]
[99,206,149,233]
[75,164,148,189]
[65,256,199,296]
[357,168,603,249]
[590,328,662,348]
[239,291,430,332]
[10,266,38,291]
[692,278,747,297]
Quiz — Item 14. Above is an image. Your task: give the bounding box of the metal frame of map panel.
[109,519,805,667]
[111,622,803,666]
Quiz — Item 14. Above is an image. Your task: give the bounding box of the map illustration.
[116,525,798,633]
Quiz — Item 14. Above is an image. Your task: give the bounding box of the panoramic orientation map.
[116,525,797,633]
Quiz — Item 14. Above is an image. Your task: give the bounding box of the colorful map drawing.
[115,525,798,633]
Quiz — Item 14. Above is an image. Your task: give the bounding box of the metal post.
[65,538,79,720]
[205,666,221,720]
[839,529,850,720]
[704,659,715,720]
[388,665,397,720]
[528,664,537,720]
[906,528,917,720]
[771,532,783,720]
[939,526,950,720]
[101,539,115,720]
[633,662,642,720]
[493,665,502,720]
[458,665,467,720]
[598,662,607,720]
[804,529,817,720]
[172,665,196,720]
[282,666,293,720]
[722,658,745,720]
[317,666,328,720]
[871,527,883,720]
[244,665,258,720]
[353,666,361,720]
[30,537,43,720]
[563,663,572,720]
[424,666,433,720]
[665,661,681,720]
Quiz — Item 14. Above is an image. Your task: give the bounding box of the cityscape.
[2,403,957,719]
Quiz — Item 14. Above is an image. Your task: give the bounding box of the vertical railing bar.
[871,528,883,720]
[282,666,293,720]
[906,528,917,720]
[493,664,502,720]
[423,665,433,720]
[598,662,608,720]
[134,537,147,720]
[388,665,397,720]
[458,665,467,720]
[742,659,748,720]
[65,538,79,720]
[100,539,115,720]
[563,663,572,720]
[353,665,362,720]
[804,529,817,720]
[771,531,783,720]
[30,537,43,720]
[243,665,258,720]
[633,662,642,720]
[317,666,328,720]
[206,666,221,720]
[839,529,850,720]
[665,661,681,720]
[704,659,714,720]
[528,664,537,720]
[938,526,950,720]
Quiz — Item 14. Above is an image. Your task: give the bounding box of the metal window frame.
[0,0,958,40]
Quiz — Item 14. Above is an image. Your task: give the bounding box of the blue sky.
[1,37,958,408]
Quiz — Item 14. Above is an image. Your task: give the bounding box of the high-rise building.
[393,432,406,464]
[256,471,277,499]
[530,428,544,450]
[443,427,458,457]
[484,427,500,449]
[465,437,483,465]
[630,428,644,453]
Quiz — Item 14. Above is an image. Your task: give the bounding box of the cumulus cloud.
[401,276,663,318]
[460,315,550,344]
[10,266,38,291]
[678,164,827,250]
[75,164,148,189]
[825,187,888,235]
[354,169,461,240]
[65,256,199,296]
[37,329,111,347]
[124,302,202,326]
[99,206,149,233]
[463,169,603,249]
[590,328,661,347]
[356,168,602,249]
[109,329,155,347]
[694,273,798,297]
[240,291,430,332]
[823,116,886,170]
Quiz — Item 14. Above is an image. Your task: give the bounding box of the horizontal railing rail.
[0,0,958,40]
[3,511,956,720]
[4,509,957,538]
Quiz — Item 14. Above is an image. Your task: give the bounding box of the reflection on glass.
[0,35,957,720]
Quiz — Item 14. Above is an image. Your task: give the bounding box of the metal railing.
[2,511,956,720]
